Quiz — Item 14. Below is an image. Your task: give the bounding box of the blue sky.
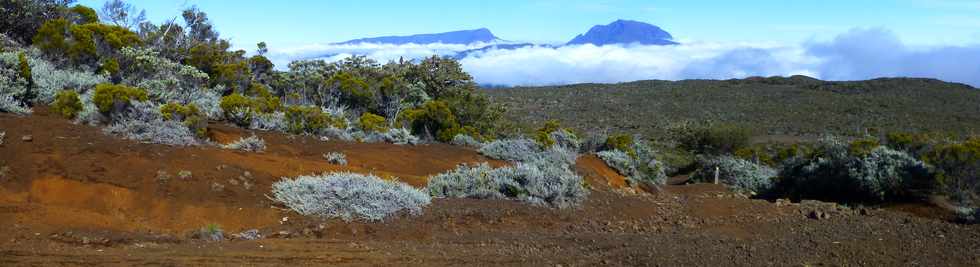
[78,0,980,50]
[75,0,980,87]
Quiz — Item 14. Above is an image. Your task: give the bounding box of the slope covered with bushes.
[488,77,980,139]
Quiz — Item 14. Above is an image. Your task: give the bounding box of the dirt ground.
[1,109,978,266]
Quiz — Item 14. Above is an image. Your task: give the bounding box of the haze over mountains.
[337,28,502,45]
[330,19,679,59]
[274,19,980,88]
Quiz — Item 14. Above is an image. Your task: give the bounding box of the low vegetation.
[222,134,266,152]
[489,77,980,139]
[323,152,347,165]
[271,172,431,221]
[690,155,777,194]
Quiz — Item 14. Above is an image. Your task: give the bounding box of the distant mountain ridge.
[567,19,677,45]
[336,28,501,45]
[318,20,677,60]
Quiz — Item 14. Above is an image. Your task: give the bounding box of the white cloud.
[265,42,494,69]
[268,29,980,87]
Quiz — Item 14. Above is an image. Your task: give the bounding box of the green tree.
[0,0,71,44]
[69,4,98,24]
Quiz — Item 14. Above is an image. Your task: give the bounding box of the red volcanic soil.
[1,108,978,266]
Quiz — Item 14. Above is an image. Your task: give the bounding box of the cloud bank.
[269,29,980,87]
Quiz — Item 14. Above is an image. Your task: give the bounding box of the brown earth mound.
[1,108,978,266]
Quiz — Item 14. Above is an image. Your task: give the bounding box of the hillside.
[337,28,500,45]
[2,109,978,265]
[487,76,980,139]
[567,19,678,46]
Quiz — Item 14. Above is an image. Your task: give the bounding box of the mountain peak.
[567,19,677,46]
[337,28,499,45]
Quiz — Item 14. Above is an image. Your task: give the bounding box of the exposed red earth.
[1,108,978,266]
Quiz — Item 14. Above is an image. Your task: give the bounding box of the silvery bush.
[692,155,777,193]
[429,143,587,208]
[0,93,30,114]
[0,50,107,104]
[451,134,482,147]
[479,138,542,162]
[102,101,200,146]
[249,111,287,131]
[271,172,431,221]
[222,134,266,152]
[323,151,347,165]
[778,137,930,202]
[549,128,582,151]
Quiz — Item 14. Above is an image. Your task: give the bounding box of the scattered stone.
[211,182,225,192]
[21,135,32,142]
[270,230,292,239]
[859,208,872,216]
[156,170,171,182]
[49,231,112,247]
[0,166,9,180]
[232,229,262,240]
[189,225,224,242]
[177,170,193,180]
[809,210,831,220]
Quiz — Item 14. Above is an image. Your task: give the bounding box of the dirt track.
[1,109,979,266]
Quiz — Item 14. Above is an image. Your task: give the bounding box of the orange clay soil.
[1,108,979,266]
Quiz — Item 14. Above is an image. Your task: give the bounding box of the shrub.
[676,123,751,155]
[597,139,669,186]
[658,146,696,175]
[359,112,387,133]
[849,138,880,158]
[103,101,200,146]
[955,207,980,224]
[193,223,224,242]
[69,5,99,25]
[399,100,458,141]
[550,128,582,151]
[776,138,931,202]
[220,93,253,126]
[735,142,815,167]
[691,155,777,193]
[51,90,82,119]
[427,161,587,209]
[597,150,637,179]
[605,134,635,156]
[885,132,935,157]
[92,83,147,114]
[378,127,419,145]
[478,138,542,162]
[580,132,608,153]
[17,52,31,91]
[0,93,31,114]
[270,172,431,221]
[534,120,562,147]
[249,83,281,113]
[285,105,347,134]
[13,50,108,104]
[249,111,287,131]
[451,134,482,147]
[222,134,266,152]
[596,149,667,186]
[924,138,980,205]
[159,102,207,137]
[323,152,347,165]
[117,47,209,103]
[188,88,223,120]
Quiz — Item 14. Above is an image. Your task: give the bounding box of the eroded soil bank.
[1,110,978,266]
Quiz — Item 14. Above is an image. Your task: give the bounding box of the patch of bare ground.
[1,109,978,266]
